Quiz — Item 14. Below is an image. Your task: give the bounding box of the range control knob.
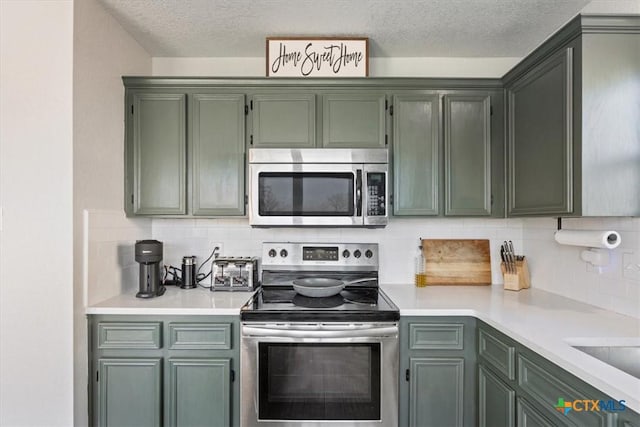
[342,250,350,258]
[365,250,373,258]
[353,249,362,259]
[280,249,288,258]
[268,249,277,258]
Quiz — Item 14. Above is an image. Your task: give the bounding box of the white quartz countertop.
[86,286,254,315]
[381,284,640,413]
[86,283,639,412]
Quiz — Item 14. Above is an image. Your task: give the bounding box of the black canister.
[181,256,197,289]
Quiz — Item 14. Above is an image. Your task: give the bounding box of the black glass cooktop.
[240,286,400,322]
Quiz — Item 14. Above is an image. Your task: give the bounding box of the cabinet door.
[190,94,245,216]
[616,411,640,427]
[393,95,440,215]
[132,93,186,215]
[251,93,316,148]
[479,365,515,427]
[507,48,574,216]
[97,358,162,427]
[409,357,464,427]
[322,93,386,148]
[444,94,492,216]
[517,398,560,427]
[166,358,231,427]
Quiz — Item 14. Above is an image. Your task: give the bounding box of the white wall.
[0,1,74,425]
[522,218,640,318]
[73,0,152,424]
[152,56,520,78]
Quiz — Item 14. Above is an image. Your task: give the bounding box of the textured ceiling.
[98,0,593,57]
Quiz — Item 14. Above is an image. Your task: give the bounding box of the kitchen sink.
[572,345,640,379]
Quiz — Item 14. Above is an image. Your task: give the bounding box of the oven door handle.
[356,169,363,217]
[242,325,398,339]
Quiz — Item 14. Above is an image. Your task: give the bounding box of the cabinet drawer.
[479,328,515,380]
[518,354,607,427]
[97,322,162,349]
[409,323,464,350]
[168,322,232,350]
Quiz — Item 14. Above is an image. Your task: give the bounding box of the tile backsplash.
[521,217,640,318]
[152,217,524,286]
[84,209,151,305]
[83,211,639,319]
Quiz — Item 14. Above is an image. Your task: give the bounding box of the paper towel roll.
[554,230,621,249]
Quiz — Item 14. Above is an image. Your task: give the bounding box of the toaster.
[211,257,259,291]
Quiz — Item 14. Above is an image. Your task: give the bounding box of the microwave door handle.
[356,169,363,217]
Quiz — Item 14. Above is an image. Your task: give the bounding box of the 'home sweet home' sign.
[266,37,369,77]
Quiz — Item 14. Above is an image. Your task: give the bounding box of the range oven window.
[258,343,381,421]
[258,172,354,216]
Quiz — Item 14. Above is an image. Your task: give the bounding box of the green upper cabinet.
[251,93,316,148]
[393,91,502,217]
[504,15,640,217]
[444,94,492,216]
[190,93,246,216]
[506,48,573,217]
[125,89,247,217]
[322,93,387,148]
[131,93,187,215]
[393,94,440,216]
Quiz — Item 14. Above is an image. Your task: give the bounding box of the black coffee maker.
[135,240,166,298]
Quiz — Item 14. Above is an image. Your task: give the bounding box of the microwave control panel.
[367,172,386,216]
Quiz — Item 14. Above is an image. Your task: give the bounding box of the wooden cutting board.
[421,239,491,285]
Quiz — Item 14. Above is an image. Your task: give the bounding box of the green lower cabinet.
[97,358,162,427]
[477,321,640,427]
[478,364,515,427]
[616,410,640,427]
[166,358,230,427]
[517,397,558,427]
[409,357,465,426]
[90,315,239,427]
[517,353,609,427]
[400,317,477,427]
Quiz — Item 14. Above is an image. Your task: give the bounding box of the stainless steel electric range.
[240,242,399,427]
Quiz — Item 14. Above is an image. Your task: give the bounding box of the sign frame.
[266,37,369,77]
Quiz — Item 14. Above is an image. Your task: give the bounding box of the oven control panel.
[303,246,339,261]
[262,242,378,270]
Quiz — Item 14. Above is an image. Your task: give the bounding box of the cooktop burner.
[240,286,399,322]
[292,294,344,308]
[241,242,399,322]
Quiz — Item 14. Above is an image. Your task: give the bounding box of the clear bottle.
[414,243,427,287]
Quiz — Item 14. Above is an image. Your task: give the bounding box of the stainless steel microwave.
[249,148,388,227]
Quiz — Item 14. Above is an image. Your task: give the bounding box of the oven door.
[241,323,399,427]
[249,163,362,226]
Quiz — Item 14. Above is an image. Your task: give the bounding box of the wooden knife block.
[501,258,531,291]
